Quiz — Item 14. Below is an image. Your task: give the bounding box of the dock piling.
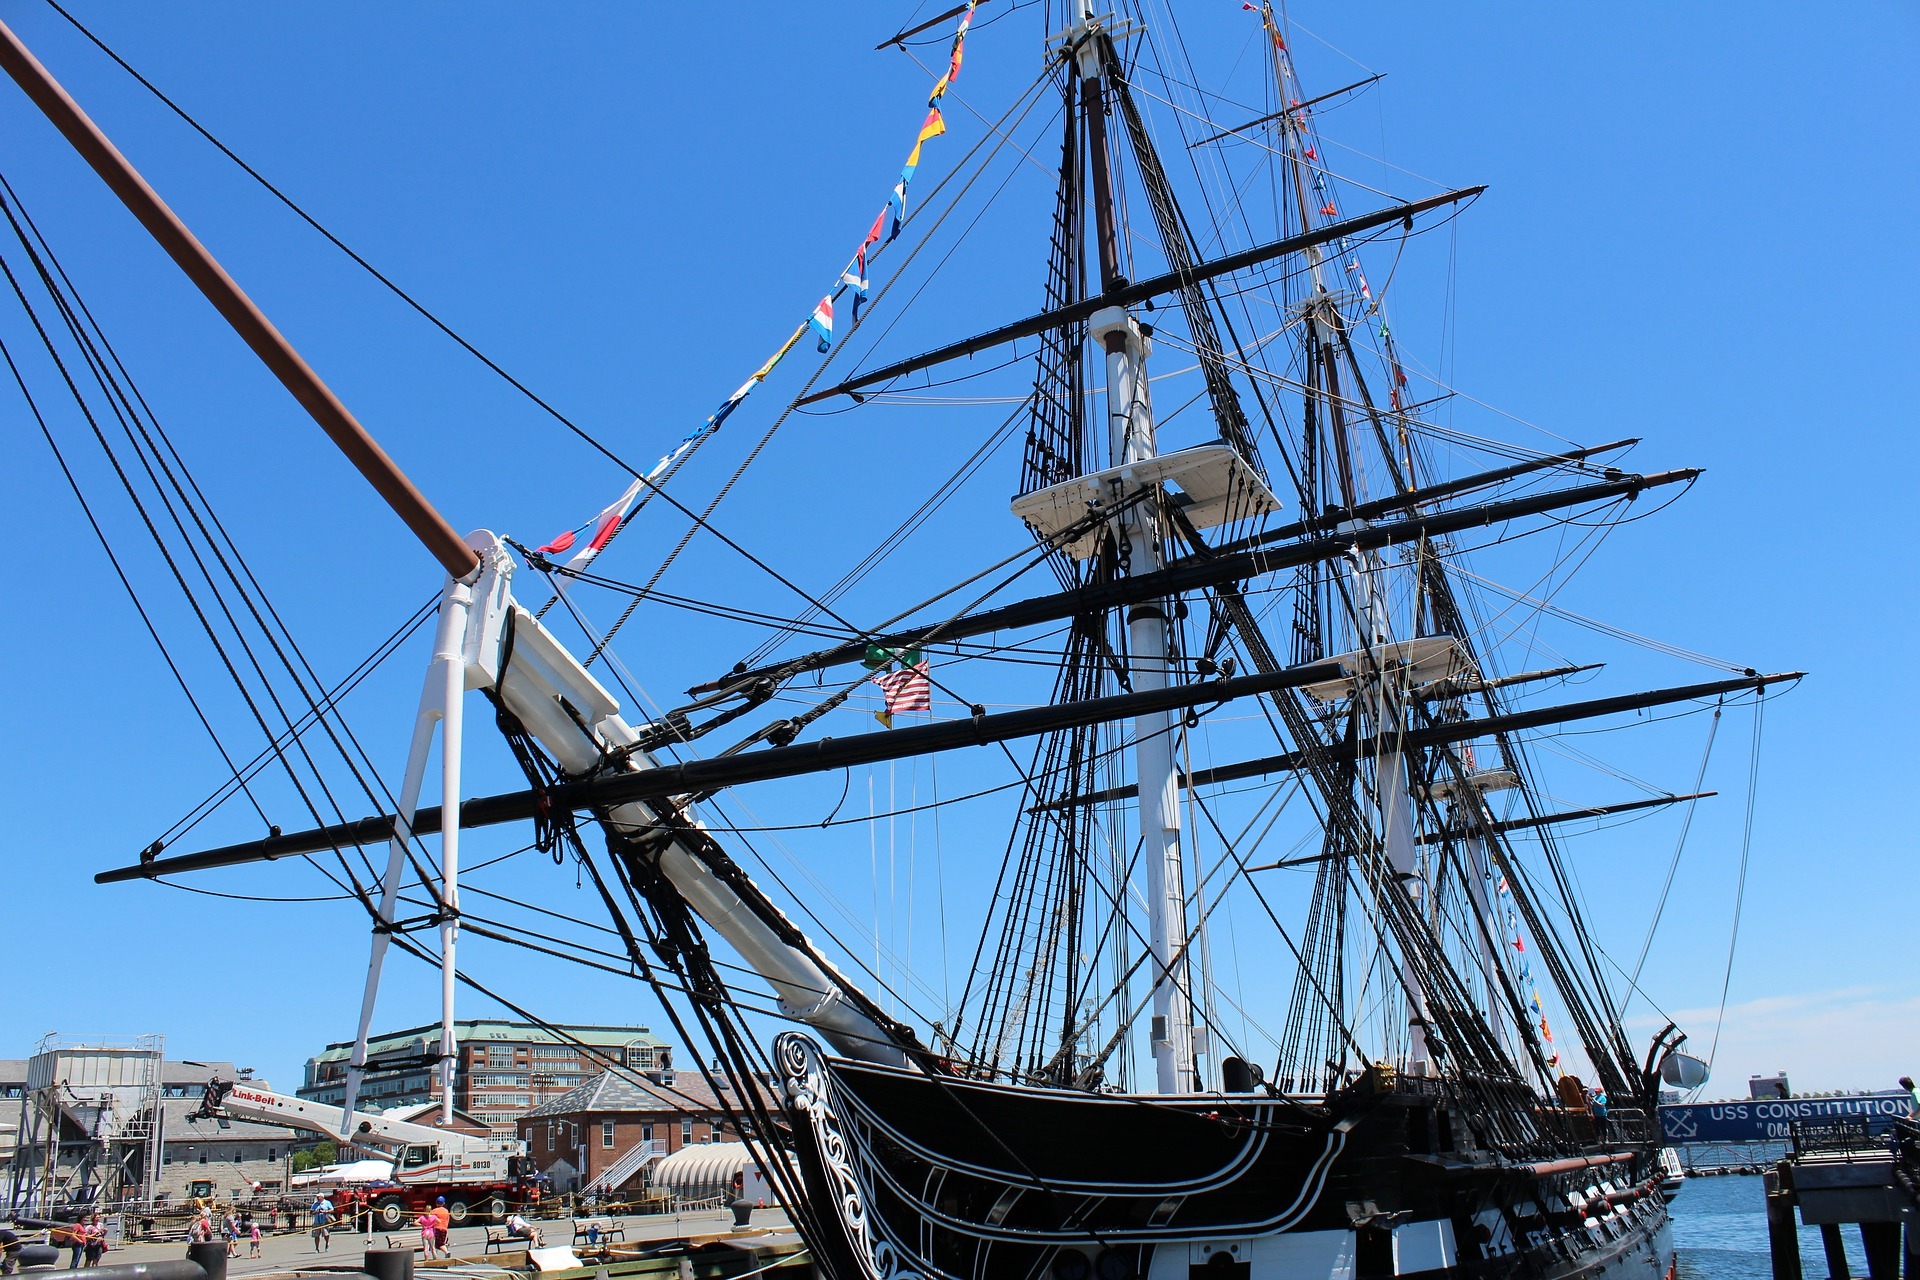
[1859,1222,1900,1279]
[1820,1223,1852,1279]
[1768,1164,1804,1280]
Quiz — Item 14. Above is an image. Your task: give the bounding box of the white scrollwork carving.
[778,1034,933,1280]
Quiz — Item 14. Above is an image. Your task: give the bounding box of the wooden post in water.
[1767,1163,1804,1280]
[1821,1224,1853,1279]
[1858,1222,1899,1279]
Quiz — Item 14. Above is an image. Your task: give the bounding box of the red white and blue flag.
[872,659,930,728]
[536,475,643,571]
[809,296,834,351]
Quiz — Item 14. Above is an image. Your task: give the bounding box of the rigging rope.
[1627,702,1723,999]
[583,71,1058,666]
[1706,693,1766,1068]
[39,0,642,479]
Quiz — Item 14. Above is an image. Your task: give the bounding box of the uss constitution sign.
[1658,1091,1915,1144]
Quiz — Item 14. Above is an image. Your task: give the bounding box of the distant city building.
[300,1020,671,1132]
[516,1068,751,1195]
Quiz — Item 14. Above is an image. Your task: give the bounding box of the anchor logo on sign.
[1662,1109,1698,1139]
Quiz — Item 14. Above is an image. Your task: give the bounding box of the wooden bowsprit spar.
[0,15,933,1098]
[0,18,478,581]
[0,12,494,1125]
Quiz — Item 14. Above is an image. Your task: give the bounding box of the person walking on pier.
[310,1196,333,1252]
[55,1221,82,1270]
[83,1215,106,1267]
[430,1198,450,1258]
[248,1221,262,1260]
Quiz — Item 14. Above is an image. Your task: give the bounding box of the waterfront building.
[515,1069,750,1194]
[299,1020,671,1131]
[3,1040,284,1212]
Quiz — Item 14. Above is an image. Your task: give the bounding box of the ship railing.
[1601,1107,1652,1144]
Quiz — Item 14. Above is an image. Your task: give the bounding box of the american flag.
[873,660,931,726]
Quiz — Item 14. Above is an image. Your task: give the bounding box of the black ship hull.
[777,1035,1674,1280]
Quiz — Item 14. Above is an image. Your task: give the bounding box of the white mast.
[1092,305,1197,1095]
[343,534,507,1131]
[1071,6,1196,1096]
[1347,549,1433,1075]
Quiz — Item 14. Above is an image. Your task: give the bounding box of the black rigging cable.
[0,329,272,825]
[38,0,639,479]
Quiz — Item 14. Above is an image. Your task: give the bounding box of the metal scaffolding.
[6,1034,165,1213]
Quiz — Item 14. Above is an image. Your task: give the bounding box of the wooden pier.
[1764,1118,1919,1279]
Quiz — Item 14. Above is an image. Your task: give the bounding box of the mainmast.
[1257,0,1444,1075]
[1074,11,1196,1095]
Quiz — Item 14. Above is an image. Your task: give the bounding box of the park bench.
[570,1218,624,1248]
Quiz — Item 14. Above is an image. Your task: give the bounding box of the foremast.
[1074,12,1196,1096]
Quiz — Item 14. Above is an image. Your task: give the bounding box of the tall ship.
[0,4,1789,1277]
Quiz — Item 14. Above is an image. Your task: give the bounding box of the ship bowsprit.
[776,1035,1676,1280]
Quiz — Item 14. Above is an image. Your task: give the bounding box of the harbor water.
[1674,1171,1873,1278]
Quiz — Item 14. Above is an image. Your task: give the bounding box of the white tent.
[649,1142,788,1204]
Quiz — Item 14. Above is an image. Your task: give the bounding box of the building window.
[681,1119,692,1145]
[601,1122,615,1149]
[641,1124,653,1143]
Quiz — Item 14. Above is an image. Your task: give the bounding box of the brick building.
[299,1021,670,1132]
[516,1069,755,1194]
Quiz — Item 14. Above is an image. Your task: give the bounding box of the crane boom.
[196,1078,523,1185]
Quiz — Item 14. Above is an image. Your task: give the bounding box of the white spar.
[343,532,910,1077]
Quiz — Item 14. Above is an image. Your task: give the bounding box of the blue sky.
[0,2,1912,1100]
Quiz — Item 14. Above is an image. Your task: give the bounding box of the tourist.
[248,1220,262,1260]
[83,1215,106,1268]
[224,1212,241,1258]
[310,1196,333,1252]
[415,1210,438,1260]
[0,1226,21,1276]
[503,1213,542,1249]
[430,1198,450,1257]
[57,1221,83,1270]
[188,1214,212,1245]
